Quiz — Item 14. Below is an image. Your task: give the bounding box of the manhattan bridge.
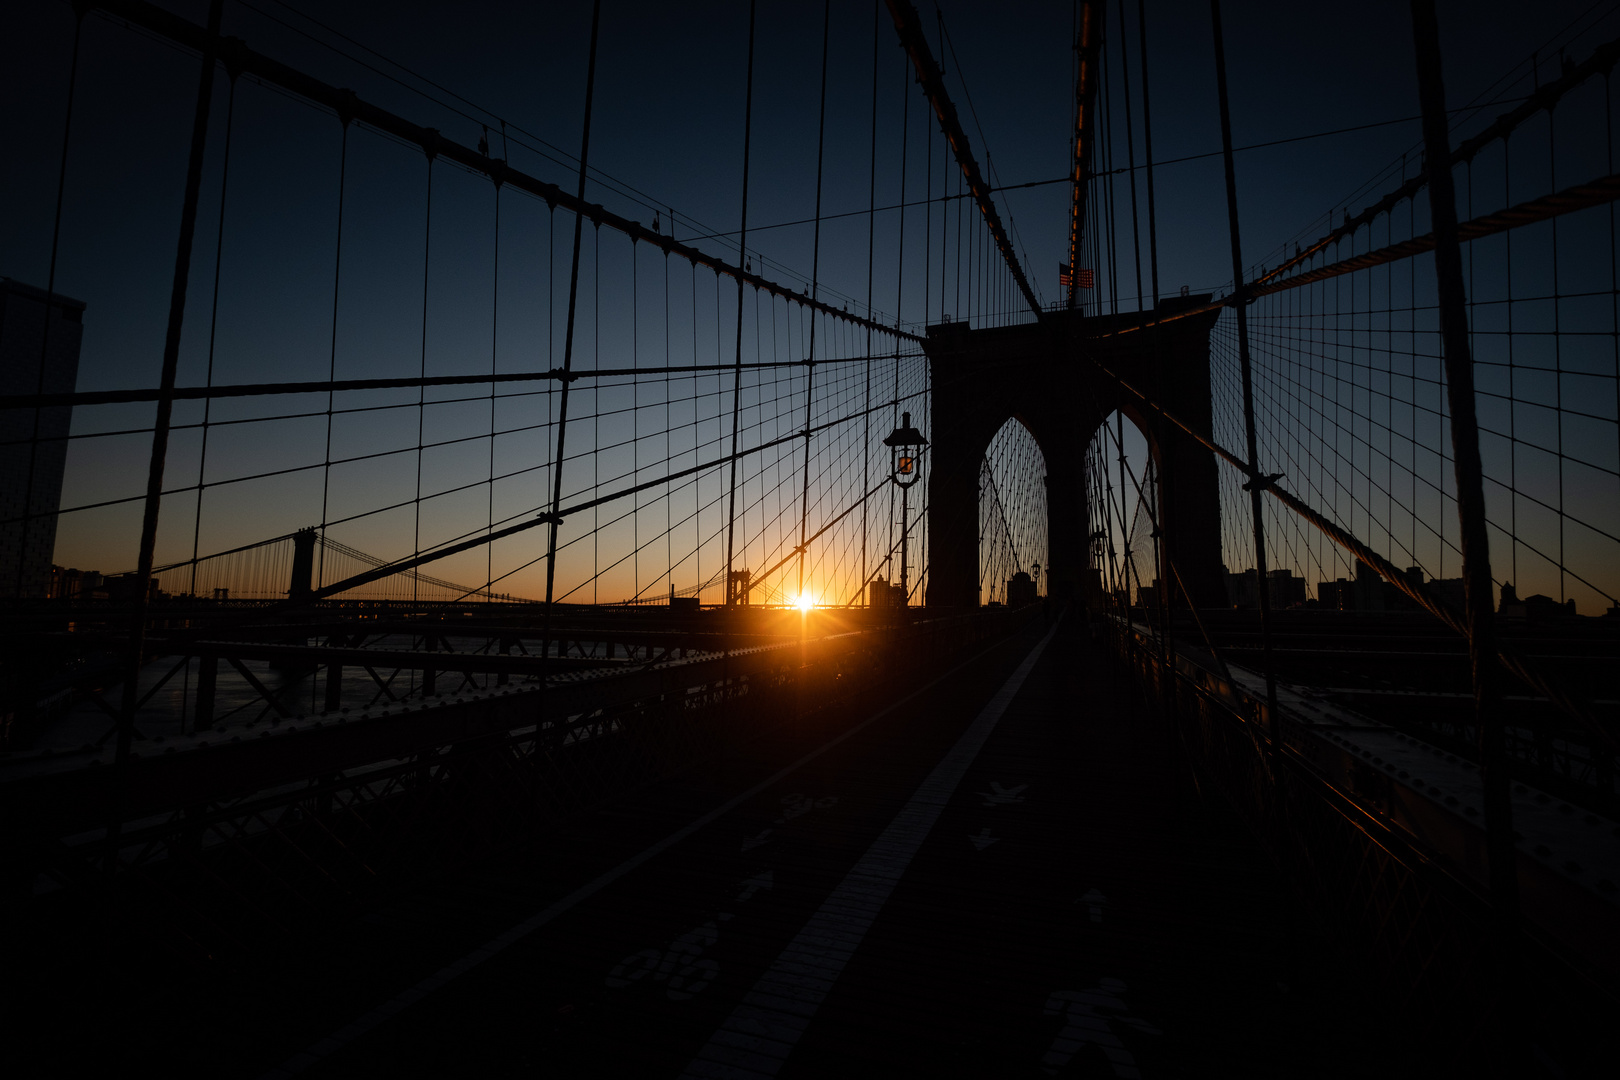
[2,0,1618,1075]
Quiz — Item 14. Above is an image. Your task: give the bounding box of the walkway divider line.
[681,618,1062,1079]
[262,620,1046,1078]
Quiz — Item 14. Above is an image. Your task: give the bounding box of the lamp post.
[882,412,927,609]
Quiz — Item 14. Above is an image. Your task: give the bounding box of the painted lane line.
[259,627,1038,1078]
[680,620,1060,1080]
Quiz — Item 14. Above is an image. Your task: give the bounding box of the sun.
[795,592,815,612]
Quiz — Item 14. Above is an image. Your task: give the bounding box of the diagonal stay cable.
[1084,352,1617,755]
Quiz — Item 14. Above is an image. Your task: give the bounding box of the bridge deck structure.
[3,610,1611,1076]
[7,614,1396,1078]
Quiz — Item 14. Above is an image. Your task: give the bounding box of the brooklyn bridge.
[2,0,1617,1075]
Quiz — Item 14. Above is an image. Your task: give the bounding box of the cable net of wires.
[977,419,1049,607]
[6,0,1039,615]
[1212,33,1620,622]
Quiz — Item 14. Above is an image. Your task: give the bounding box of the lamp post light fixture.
[882,411,928,608]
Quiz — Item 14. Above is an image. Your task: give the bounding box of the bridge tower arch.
[923,298,1226,610]
[977,416,1051,606]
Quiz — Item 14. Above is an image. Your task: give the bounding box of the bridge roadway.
[110,614,1390,1078]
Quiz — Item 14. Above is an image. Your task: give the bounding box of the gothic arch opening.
[1087,408,1163,609]
[979,417,1049,606]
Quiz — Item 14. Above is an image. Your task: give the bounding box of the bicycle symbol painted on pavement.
[605,917,723,1001]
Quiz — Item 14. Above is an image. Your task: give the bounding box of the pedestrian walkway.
[248,614,1383,1078]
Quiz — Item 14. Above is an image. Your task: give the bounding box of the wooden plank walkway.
[218,613,1385,1078]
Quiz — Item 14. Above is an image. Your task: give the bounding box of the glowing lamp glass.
[882,412,927,490]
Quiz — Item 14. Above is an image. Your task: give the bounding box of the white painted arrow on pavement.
[977,781,1028,806]
[736,871,773,902]
[968,827,1000,851]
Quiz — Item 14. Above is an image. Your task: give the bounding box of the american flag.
[1060,264,1095,290]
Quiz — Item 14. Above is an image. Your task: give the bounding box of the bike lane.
[763,618,1384,1078]
[275,618,1052,1078]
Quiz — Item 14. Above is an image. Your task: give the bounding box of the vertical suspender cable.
[724,0,759,605]
[488,171,501,601]
[593,225,600,607]
[1210,0,1282,768]
[414,152,435,611]
[1117,0,1167,680]
[796,0,832,604]
[946,158,959,320]
[181,67,236,731]
[862,0,879,602]
[541,0,604,648]
[890,53,910,582]
[1137,0,1160,308]
[1410,0,1521,1048]
[318,113,352,595]
[1101,16,1119,320]
[1116,0,1144,312]
[190,73,236,600]
[664,211,673,599]
[632,235,639,600]
[939,24,949,324]
[924,31,933,330]
[112,0,224,872]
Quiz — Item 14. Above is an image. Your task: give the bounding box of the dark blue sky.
[12,0,1606,333]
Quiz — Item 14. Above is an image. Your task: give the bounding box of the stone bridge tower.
[923,296,1226,609]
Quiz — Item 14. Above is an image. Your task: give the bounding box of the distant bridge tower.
[727,569,752,606]
[289,527,317,601]
[924,297,1225,609]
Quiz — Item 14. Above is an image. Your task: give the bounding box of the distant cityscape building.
[1499,583,1577,619]
[1,279,84,599]
[1007,571,1035,607]
[47,564,105,601]
[1315,563,1466,613]
[1224,566,1306,610]
[1317,577,1354,610]
[868,580,905,608]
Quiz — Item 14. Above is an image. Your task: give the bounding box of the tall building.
[1,279,84,599]
[1317,577,1355,610]
[1007,570,1036,607]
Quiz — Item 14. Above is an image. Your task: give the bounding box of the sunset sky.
[5,0,1617,611]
